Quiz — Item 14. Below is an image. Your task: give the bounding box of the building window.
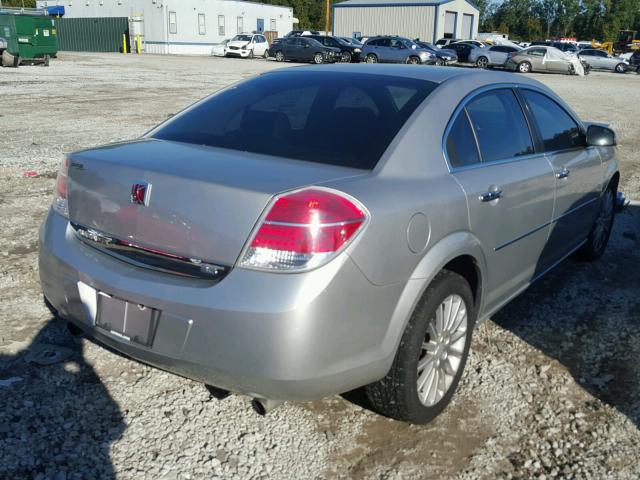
[270,18,276,31]
[237,16,243,34]
[218,15,225,36]
[169,11,177,34]
[198,13,206,35]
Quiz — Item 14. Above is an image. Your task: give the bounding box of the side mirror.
[586,124,616,147]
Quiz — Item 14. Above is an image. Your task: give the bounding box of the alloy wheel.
[416,294,468,407]
[365,54,377,64]
[476,56,488,68]
[275,51,284,62]
[518,62,531,73]
[314,53,324,64]
[592,190,615,253]
[341,51,351,63]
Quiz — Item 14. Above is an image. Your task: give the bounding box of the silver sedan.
[578,49,629,73]
[469,44,522,68]
[39,65,619,424]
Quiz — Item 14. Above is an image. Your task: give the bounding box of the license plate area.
[96,293,159,347]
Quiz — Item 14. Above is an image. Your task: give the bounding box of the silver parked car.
[578,49,629,73]
[362,36,434,64]
[469,44,522,68]
[39,65,619,424]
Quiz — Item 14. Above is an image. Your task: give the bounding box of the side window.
[446,112,480,168]
[379,38,391,47]
[169,11,177,34]
[529,48,545,57]
[521,90,584,152]
[465,89,534,163]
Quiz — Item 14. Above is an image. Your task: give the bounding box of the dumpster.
[0,8,58,67]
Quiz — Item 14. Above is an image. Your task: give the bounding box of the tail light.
[239,187,369,272]
[52,157,69,218]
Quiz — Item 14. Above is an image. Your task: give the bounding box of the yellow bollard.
[136,34,141,54]
[122,33,127,54]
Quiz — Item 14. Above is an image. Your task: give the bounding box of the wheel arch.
[378,231,488,371]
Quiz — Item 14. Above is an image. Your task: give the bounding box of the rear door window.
[446,112,480,168]
[465,89,534,163]
[152,71,437,170]
[521,90,584,152]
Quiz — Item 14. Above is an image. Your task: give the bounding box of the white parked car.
[225,34,270,59]
[211,39,229,57]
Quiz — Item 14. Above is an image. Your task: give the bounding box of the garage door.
[462,14,473,40]
[444,11,457,38]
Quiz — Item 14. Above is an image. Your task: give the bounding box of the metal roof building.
[36,0,294,55]
[332,0,479,43]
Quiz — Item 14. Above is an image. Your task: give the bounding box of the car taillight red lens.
[240,188,368,271]
[52,157,69,218]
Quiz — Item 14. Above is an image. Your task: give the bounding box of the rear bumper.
[39,210,402,400]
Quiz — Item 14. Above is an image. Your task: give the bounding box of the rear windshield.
[152,71,437,169]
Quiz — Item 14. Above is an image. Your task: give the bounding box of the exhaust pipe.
[251,398,284,415]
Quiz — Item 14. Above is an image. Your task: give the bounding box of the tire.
[340,51,351,63]
[568,64,576,75]
[263,49,269,59]
[275,51,285,62]
[406,56,420,65]
[365,270,475,424]
[517,61,531,73]
[476,56,489,69]
[576,184,616,261]
[615,63,626,73]
[313,53,324,64]
[2,50,19,68]
[249,49,254,59]
[435,58,444,66]
[365,53,378,64]
[43,54,50,67]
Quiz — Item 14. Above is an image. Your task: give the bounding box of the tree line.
[476,0,640,42]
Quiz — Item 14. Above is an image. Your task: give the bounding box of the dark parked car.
[445,41,477,62]
[362,36,435,64]
[271,37,339,64]
[304,35,362,63]
[415,41,458,65]
[284,30,320,37]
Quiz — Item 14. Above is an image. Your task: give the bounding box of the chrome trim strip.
[263,219,363,228]
[494,196,599,251]
[72,223,229,280]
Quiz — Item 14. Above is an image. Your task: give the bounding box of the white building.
[36,0,294,54]
[332,0,479,43]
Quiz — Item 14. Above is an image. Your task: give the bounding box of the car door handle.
[479,190,503,202]
[556,168,570,179]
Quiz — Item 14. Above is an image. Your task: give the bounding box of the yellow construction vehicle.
[592,30,640,55]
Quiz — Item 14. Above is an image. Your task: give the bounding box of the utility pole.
[325,0,330,34]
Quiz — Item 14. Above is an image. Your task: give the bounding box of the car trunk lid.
[67,138,365,268]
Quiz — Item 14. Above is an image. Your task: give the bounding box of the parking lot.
[1,52,640,479]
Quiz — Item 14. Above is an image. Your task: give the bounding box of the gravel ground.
[1,53,639,479]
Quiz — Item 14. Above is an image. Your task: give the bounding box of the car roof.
[263,63,546,88]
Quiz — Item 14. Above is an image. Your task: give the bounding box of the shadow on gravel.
[0,317,124,479]
[493,205,640,429]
